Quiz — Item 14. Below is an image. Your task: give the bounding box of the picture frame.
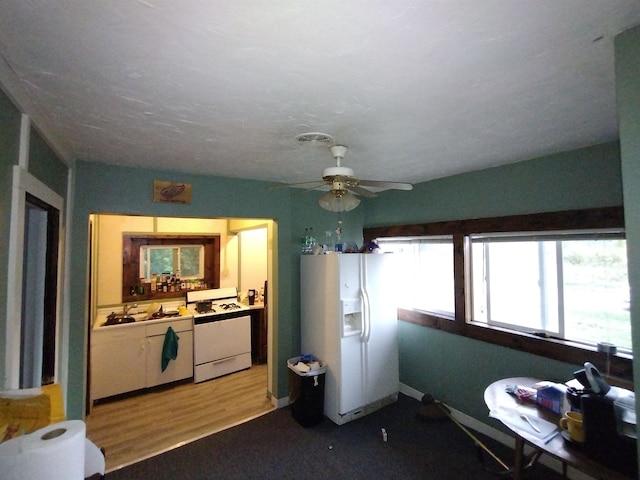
[153,180,192,204]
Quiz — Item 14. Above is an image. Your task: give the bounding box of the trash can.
[287,355,326,427]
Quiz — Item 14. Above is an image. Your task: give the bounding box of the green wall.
[365,141,622,226]
[28,127,68,198]
[615,24,640,463]
[0,88,21,385]
[363,141,625,420]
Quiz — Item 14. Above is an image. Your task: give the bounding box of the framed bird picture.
[153,180,192,204]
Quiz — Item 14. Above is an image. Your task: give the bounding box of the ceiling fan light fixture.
[318,189,361,212]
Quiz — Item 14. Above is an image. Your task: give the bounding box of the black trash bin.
[287,356,326,427]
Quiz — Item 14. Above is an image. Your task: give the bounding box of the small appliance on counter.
[566,362,637,476]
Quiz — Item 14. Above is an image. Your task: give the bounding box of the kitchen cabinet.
[91,325,147,400]
[146,319,193,388]
[91,316,194,401]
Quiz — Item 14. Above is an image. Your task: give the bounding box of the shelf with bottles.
[122,276,211,303]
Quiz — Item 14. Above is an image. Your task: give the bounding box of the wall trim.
[5,165,65,388]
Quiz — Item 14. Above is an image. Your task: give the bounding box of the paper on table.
[490,406,558,440]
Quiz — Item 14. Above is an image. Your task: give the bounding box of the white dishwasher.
[188,287,252,383]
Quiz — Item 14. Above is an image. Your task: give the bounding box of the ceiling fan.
[272,144,413,212]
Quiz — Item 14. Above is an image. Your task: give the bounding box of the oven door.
[194,313,251,366]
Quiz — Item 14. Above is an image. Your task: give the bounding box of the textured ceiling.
[1,1,639,190]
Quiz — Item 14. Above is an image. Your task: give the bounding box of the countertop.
[93,312,193,330]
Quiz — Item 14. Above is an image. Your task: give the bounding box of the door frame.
[6,166,65,388]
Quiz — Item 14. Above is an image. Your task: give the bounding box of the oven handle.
[194,311,250,325]
[212,357,235,365]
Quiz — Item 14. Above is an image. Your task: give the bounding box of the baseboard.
[272,392,290,409]
[399,383,595,480]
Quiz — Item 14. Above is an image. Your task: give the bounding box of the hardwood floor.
[85,364,274,473]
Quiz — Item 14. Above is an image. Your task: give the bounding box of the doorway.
[86,214,275,468]
[5,165,65,390]
[20,193,60,387]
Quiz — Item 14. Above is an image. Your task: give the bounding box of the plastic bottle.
[309,228,316,250]
[302,228,310,254]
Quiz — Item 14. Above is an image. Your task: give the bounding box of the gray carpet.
[106,394,566,479]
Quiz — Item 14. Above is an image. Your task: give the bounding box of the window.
[377,236,454,316]
[140,245,205,280]
[122,234,220,301]
[364,207,632,380]
[470,232,630,351]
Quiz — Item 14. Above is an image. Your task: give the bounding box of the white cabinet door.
[146,330,193,388]
[91,318,194,400]
[91,335,147,400]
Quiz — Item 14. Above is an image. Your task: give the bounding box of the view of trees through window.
[378,233,630,352]
[471,236,630,351]
[140,245,203,279]
[562,239,630,349]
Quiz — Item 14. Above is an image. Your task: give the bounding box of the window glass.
[562,239,630,349]
[470,233,630,351]
[140,245,204,279]
[377,237,454,315]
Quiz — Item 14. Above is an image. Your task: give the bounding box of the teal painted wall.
[68,160,358,417]
[364,141,625,418]
[28,127,68,198]
[0,88,21,384]
[365,141,622,226]
[615,24,640,461]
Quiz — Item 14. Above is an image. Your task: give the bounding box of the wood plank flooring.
[85,364,274,473]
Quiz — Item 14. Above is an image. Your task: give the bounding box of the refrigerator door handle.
[361,257,371,343]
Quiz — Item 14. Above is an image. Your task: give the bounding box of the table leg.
[513,435,525,480]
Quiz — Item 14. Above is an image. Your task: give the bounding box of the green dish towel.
[161,327,180,372]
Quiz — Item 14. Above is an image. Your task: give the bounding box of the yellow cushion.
[41,383,65,424]
[0,394,51,442]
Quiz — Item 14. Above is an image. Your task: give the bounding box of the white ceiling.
[1,1,639,190]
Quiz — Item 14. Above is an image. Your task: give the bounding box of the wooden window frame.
[122,235,220,302]
[364,206,633,382]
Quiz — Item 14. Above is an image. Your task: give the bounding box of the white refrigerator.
[301,253,399,425]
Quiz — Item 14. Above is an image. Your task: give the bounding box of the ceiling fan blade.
[297,184,330,195]
[358,179,414,191]
[268,180,326,190]
[347,185,377,198]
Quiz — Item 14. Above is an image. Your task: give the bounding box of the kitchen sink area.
[95,301,188,328]
[90,300,195,402]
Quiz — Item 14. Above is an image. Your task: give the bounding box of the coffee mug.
[559,411,585,443]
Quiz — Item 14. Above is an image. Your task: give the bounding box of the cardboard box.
[536,382,568,415]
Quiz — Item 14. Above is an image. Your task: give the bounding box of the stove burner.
[218,303,241,310]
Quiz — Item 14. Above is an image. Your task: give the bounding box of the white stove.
[186,287,250,321]
[186,287,251,382]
